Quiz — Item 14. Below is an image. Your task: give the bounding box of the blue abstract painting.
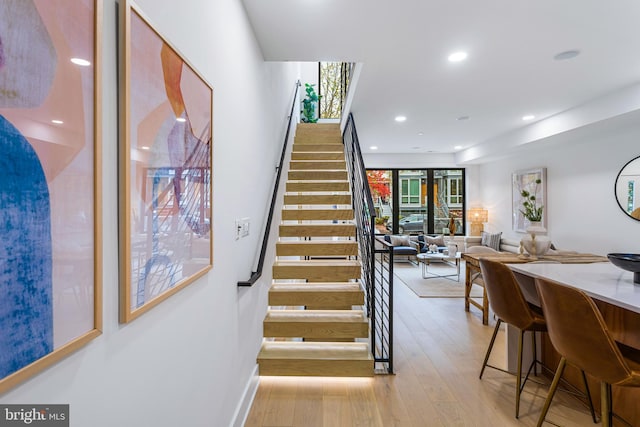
[0,115,53,378]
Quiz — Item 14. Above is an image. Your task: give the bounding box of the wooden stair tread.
[258,341,372,360]
[286,181,350,192]
[279,223,356,237]
[291,152,345,160]
[283,194,351,203]
[281,209,354,221]
[276,240,358,256]
[274,260,361,268]
[265,309,366,323]
[288,170,348,180]
[270,283,362,292]
[290,161,346,169]
[292,144,343,152]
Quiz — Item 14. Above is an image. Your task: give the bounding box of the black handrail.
[238,80,300,287]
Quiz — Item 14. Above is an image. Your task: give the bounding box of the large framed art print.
[0,0,102,393]
[119,0,213,323]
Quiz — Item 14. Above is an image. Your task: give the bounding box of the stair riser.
[288,171,348,180]
[281,209,353,221]
[279,225,356,237]
[290,161,346,170]
[257,360,373,377]
[276,242,358,257]
[286,181,350,192]
[283,195,351,205]
[264,322,368,339]
[272,266,361,281]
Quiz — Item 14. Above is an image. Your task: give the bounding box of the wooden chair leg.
[601,382,612,427]
[536,357,567,427]
[482,287,488,325]
[516,329,524,418]
[479,319,502,379]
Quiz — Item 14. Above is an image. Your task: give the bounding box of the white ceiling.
[241,0,640,159]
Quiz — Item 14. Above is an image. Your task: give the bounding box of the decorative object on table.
[448,215,457,237]
[521,234,552,260]
[447,241,458,256]
[517,240,528,259]
[428,244,439,253]
[512,167,547,232]
[613,155,640,222]
[301,83,321,123]
[607,253,640,284]
[119,0,213,323]
[0,0,102,394]
[467,208,488,236]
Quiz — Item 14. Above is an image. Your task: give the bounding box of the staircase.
[257,122,374,377]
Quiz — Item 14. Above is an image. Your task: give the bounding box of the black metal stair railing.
[343,113,393,374]
[238,80,300,287]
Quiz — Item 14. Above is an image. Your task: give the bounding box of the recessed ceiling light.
[51,119,63,124]
[448,51,468,62]
[176,117,187,122]
[454,145,463,150]
[370,146,378,150]
[522,115,535,121]
[457,116,469,121]
[140,146,150,150]
[417,132,424,136]
[554,50,580,61]
[394,116,406,122]
[70,57,91,66]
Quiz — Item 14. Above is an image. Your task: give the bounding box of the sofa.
[382,234,465,263]
[464,235,521,253]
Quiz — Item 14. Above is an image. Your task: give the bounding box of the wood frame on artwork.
[512,167,547,232]
[118,0,213,323]
[0,0,103,393]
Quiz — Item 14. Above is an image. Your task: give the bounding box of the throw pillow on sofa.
[389,235,411,247]
[425,235,445,247]
[481,231,502,251]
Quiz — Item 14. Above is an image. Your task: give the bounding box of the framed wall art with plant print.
[512,167,547,232]
[119,0,213,323]
[0,0,102,393]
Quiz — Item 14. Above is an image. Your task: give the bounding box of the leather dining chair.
[478,258,548,418]
[478,259,595,420]
[535,277,640,427]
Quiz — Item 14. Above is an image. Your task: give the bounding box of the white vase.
[522,221,550,259]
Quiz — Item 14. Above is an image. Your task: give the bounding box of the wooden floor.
[245,273,596,427]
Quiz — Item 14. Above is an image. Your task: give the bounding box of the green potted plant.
[301,83,321,123]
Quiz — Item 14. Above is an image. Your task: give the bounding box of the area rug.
[393,262,483,298]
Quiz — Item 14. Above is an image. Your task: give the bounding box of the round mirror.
[615,155,640,221]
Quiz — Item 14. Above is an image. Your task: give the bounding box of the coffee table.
[416,252,461,281]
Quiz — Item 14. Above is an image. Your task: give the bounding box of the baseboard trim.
[231,364,260,427]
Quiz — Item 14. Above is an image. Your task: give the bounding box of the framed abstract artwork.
[0,0,102,392]
[512,167,547,232]
[119,0,213,323]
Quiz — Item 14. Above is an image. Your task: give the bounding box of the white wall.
[476,116,640,255]
[0,1,299,426]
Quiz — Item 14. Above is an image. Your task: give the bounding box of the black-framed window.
[367,168,466,235]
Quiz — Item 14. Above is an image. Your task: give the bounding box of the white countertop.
[507,262,640,314]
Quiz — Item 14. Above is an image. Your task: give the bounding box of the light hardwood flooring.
[245,271,595,427]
